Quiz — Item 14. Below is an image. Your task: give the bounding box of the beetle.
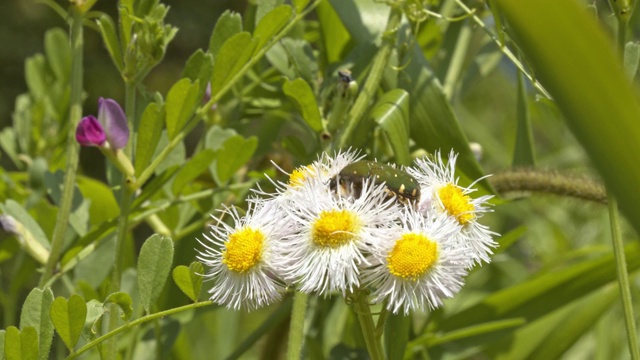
[329,160,420,203]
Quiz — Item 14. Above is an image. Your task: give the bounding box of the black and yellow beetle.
[329,160,420,203]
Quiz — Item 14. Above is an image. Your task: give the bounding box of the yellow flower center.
[312,209,361,248]
[288,165,313,188]
[387,233,438,280]
[438,183,475,225]
[222,227,265,273]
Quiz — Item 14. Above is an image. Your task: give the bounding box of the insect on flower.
[329,160,421,204]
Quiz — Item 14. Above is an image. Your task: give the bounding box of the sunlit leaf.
[208,11,243,58]
[19,288,54,360]
[138,234,174,313]
[135,102,165,176]
[253,5,292,52]
[49,295,86,351]
[283,78,323,132]
[165,78,201,140]
[172,262,204,302]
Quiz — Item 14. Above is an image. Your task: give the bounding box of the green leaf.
[84,299,105,338]
[399,45,491,191]
[171,149,216,195]
[4,326,38,360]
[153,133,186,175]
[97,14,123,72]
[283,78,323,132]
[44,28,70,82]
[208,11,243,58]
[182,50,214,100]
[172,262,204,302]
[253,5,292,52]
[370,89,411,165]
[214,135,258,185]
[486,286,618,359]
[104,292,133,321]
[439,243,640,334]
[329,0,389,43]
[512,71,536,167]
[19,288,54,360]
[495,0,640,236]
[316,1,351,65]
[138,234,174,313]
[384,312,410,360]
[281,38,317,85]
[0,200,49,249]
[49,295,86,351]
[624,41,640,80]
[165,78,200,140]
[25,55,47,99]
[209,32,257,100]
[135,102,165,176]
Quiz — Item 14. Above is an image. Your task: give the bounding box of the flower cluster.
[197,150,497,314]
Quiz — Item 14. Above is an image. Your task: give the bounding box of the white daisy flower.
[265,148,364,197]
[406,150,498,267]
[362,207,468,315]
[272,175,401,296]
[196,200,288,311]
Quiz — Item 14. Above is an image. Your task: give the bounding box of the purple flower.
[76,98,129,149]
[76,115,106,147]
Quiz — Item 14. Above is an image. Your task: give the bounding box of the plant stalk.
[286,292,308,360]
[105,77,137,360]
[67,301,213,359]
[353,293,385,360]
[336,5,403,150]
[608,194,640,360]
[39,6,84,287]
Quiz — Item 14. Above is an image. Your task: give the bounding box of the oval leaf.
[165,78,201,141]
[253,5,293,52]
[210,32,257,100]
[19,288,54,360]
[137,234,174,313]
[97,14,124,72]
[283,78,323,132]
[208,10,243,58]
[135,102,164,176]
[172,262,204,302]
[49,295,86,351]
[5,326,38,360]
[172,149,216,195]
[213,135,258,186]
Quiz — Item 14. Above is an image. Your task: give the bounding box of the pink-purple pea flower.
[76,98,129,150]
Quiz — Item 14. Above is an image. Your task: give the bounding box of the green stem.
[353,292,385,360]
[286,292,308,360]
[133,0,324,190]
[39,6,84,288]
[105,78,137,360]
[336,6,403,150]
[66,301,213,359]
[608,194,640,360]
[442,21,472,100]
